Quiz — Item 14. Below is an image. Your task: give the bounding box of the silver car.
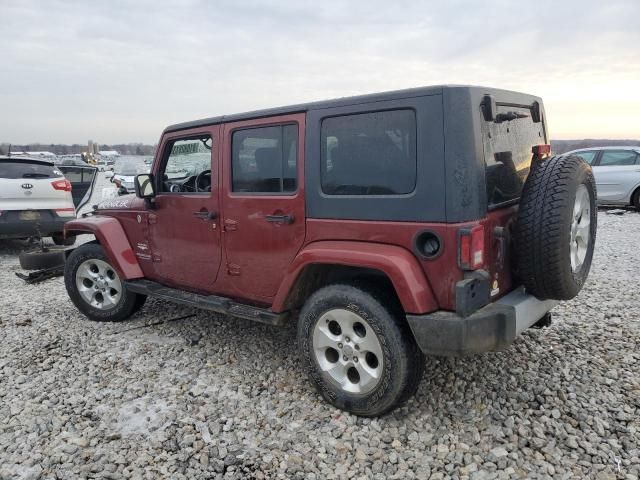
[565,146,640,210]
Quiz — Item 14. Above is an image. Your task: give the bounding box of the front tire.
[64,243,145,322]
[298,284,424,416]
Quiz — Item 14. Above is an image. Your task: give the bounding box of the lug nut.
[338,343,343,349]
[343,355,348,361]
[345,336,350,342]
[354,345,360,351]
[353,357,358,363]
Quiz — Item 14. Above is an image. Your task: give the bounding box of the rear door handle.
[265,214,294,224]
[193,210,217,220]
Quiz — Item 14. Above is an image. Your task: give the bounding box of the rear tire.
[514,155,597,300]
[65,243,144,322]
[298,283,424,416]
[632,188,640,211]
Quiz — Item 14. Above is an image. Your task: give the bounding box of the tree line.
[2,139,638,157]
[0,143,156,156]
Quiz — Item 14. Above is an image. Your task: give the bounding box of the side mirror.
[135,173,156,199]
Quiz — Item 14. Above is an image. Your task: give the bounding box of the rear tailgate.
[480,97,548,299]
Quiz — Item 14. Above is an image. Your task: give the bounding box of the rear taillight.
[51,179,72,192]
[55,208,76,218]
[532,144,551,157]
[459,225,485,270]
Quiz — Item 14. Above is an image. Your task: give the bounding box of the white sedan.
[566,147,640,210]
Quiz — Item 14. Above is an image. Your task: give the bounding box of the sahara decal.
[97,197,134,210]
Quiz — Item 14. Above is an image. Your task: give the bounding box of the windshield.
[114,157,149,176]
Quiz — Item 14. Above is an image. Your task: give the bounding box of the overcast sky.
[2,0,639,144]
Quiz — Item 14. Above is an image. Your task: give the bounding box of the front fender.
[272,241,438,314]
[65,215,143,279]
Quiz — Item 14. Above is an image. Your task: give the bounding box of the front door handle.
[265,213,294,224]
[193,210,217,220]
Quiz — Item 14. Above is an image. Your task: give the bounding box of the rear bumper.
[0,211,70,239]
[406,287,558,356]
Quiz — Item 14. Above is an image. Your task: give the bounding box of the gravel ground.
[0,183,638,479]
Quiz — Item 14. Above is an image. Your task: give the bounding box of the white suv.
[0,156,97,244]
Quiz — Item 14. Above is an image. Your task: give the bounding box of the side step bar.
[124,279,288,326]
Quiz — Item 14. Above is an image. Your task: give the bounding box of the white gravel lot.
[0,179,638,479]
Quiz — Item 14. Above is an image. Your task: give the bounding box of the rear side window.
[321,109,417,195]
[573,151,597,165]
[598,150,639,166]
[482,105,545,207]
[0,161,62,179]
[59,166,96,183]
[231,124,297,193]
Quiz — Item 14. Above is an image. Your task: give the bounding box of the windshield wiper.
[495,111,529,123]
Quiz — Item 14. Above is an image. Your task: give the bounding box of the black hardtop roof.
[165,84,537,134]
[0,156,54,167]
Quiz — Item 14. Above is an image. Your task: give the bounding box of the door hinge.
[227,264,241,276]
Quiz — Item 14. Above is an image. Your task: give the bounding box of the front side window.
[573,151,597,165]
[321,110,417,195]
[160,136,212,193]
[231,124,297,193]
[598,150,638,166]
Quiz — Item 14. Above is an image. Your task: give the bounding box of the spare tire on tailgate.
[514,154,597,300]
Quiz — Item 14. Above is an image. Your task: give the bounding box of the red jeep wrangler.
[64,86,596,416]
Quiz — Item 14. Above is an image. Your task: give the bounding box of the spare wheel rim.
[570,184,590,273]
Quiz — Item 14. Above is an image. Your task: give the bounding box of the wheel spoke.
[314,324,339,350]
[354,332,382,359]
[355,361,380,390]
[576,222,590,242]
[101,291,117,308]
[326,361,348,381]
[571,244,581,272]
[332,309,359,337]
[77,263,97,281]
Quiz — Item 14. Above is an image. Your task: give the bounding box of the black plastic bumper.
[406,287,559,356]
[0,211,68,239]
